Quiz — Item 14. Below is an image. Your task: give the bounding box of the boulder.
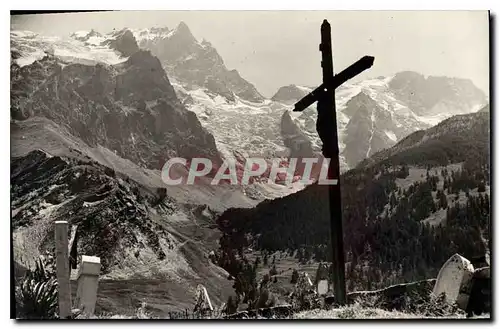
[465,267,491,317]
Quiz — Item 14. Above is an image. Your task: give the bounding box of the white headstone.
[75,255,101,316]
[317,279,329,295]
[55,221,71,319]
[433,253,474,309]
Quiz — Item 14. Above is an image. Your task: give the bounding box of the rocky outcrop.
[271,85,310,105]
[102,29,140,57]
[223,69,264,103]
[11,150,174,273]
[280,111,315,158]
[343,92,401,168]
[466,267,491,317]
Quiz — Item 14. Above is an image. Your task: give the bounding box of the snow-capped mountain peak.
[70,29,103,43]
[270,73,487,169]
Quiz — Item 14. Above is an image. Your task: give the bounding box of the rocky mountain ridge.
[11,148,234,313]
[133,22,265,103]
[11,49,220,171]
[275,74,487,168]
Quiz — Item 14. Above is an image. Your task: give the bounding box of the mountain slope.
[360,106,490,168]
[11,148,234,314]
[215,110,490,292]
[275,74,487,169]
[11,50,220,170]
[10,116,257,211]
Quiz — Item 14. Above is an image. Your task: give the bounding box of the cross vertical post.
[317,19,346,305]
[293,19,374,306]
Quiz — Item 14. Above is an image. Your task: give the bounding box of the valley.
[10,20,490,318]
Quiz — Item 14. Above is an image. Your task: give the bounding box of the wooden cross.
[294,19,374,305]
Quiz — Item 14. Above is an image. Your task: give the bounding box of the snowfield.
[11,30,129,67]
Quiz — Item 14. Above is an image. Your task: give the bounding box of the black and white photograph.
[9,9,491,320]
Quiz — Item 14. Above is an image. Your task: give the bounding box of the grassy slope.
[292,305,489,319]
[78,303,491,319]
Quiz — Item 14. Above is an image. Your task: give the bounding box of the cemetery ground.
[75,250,490,319]
[16,247,490,319]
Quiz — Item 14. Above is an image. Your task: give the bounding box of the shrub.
[289,273,320,312]
[16,256,58,319]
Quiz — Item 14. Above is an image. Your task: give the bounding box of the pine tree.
[438,189,448,209]
[254,256,261,270]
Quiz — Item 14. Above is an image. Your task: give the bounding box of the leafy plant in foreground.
[16,255,58,319]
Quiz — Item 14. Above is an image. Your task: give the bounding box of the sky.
[11,11,490,97]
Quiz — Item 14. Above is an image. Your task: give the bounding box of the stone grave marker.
[317,279,329,296]
[315,263,330,295]
[74,255,101,316]
[432,253,474,309]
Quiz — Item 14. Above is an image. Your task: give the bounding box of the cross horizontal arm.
[293,55,375,112]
